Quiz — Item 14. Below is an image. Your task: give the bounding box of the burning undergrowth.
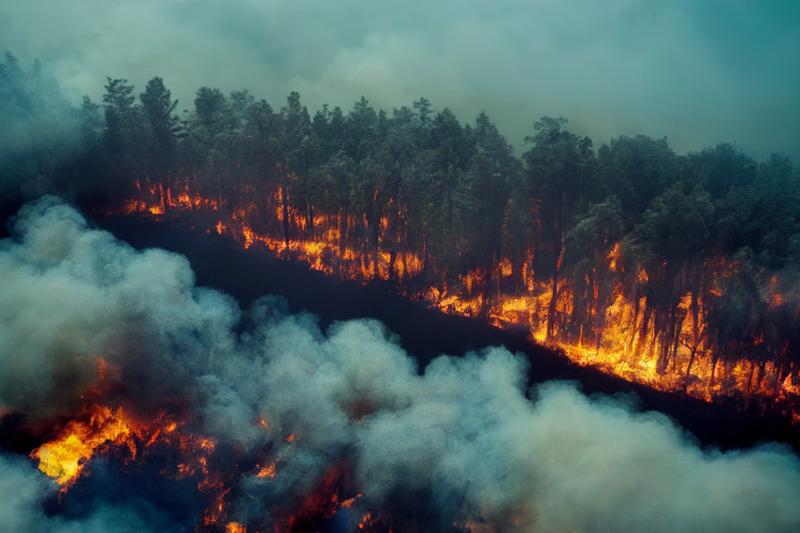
[1,197,800,532]
[119,178,800,419]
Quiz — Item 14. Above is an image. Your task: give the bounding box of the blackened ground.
[94,213,799,452]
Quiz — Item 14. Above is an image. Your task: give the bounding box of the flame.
[284,463,355,531]
[120,179,799,420]
[30,405,137,489]
[341,493,362,508]
[358,512,374,530]
[30,403,221,493]
[256,461,278,479]
[28,358,229,527]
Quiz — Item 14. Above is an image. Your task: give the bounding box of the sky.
[1,0,799,158]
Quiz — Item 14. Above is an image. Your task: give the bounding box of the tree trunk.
[281,180,290,248]
[306,203,314,239]
[339,207,348,254]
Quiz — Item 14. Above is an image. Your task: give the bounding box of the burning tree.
[2,53,799,418]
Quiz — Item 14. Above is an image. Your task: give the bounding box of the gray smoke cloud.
[1,198,800,531]
[0,54,84,201]
[0,454,175,532]
[1,1,798,159]
[0,197,238,419]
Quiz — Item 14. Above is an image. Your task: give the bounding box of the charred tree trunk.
[595,271,604,354]
[480,265,492,319]
[387,194,400,281]
[338,207,348,255]
[281,179,290,247]
[546,199,565,341]
[306,203,314,239]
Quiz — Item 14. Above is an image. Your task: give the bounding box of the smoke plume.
[1,197,800,531]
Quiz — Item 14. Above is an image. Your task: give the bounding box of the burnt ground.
[94,213,800,452]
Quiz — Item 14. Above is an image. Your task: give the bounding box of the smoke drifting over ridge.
[1,197,800,531]
[1,0,799,158]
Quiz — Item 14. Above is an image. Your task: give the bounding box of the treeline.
[2,53,799,397]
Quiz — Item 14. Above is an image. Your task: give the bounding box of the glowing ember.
[256,461,278,479]
[341,493,362,508]
[225,522,247,533]
[358,512,374,530]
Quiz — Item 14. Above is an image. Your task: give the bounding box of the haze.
[1,0,798,157]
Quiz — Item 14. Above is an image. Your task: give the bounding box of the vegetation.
[2,53,799,402]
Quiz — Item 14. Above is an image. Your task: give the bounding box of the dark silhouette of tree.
[4,54,798,400]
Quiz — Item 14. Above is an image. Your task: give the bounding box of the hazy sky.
[2,0,798,158]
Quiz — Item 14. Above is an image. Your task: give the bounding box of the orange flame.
[120,179,799,420]
[30,405,137,489]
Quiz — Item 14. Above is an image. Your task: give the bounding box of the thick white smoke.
[0,196,237,418]
[1,198,799,532]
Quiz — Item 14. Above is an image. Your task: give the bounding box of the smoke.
[0,196,237,418]
[0,454,176,533]
[0,54,86,203]
[1,197,800,531]
[1,1,798,159]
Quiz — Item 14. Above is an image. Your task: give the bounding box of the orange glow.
[30,405,137,489]
[341,493,362,508]
[28,358,232,528]
[358,512,374,530]
[225,522,247,533]
[256,462,278,479]
[285,463,354,530]
[120,179,799,420]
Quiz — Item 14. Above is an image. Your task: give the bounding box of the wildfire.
[31,405,137,489]
[118,178,800,421]
[29,403,222,493]
[26,357,236,529]
[284,463,358,531]
[358,512,375,530]
[124,179,218,216]
[256,461,278,479]
[27,353,378,531]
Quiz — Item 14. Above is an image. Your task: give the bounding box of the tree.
[566,197,624,349]
[102,77,141,193]
[628,185,715,373]
[140,77,178,180]
[596,135,677,226]
[278,91,311,244]
[524,116,595,339]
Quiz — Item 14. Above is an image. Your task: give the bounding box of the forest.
[2,53,799,410]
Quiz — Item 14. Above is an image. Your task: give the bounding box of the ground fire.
[3,198,800,532]
[3,19,800,530]
[120,178,800,422]
[25,356,379,532]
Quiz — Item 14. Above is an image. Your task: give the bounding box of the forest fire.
[31,404,142,489]
[120,178,800,421]
[4,4,800,529]
[25,358,234,526]
[22,355,381,532]
[3,196,800,532]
